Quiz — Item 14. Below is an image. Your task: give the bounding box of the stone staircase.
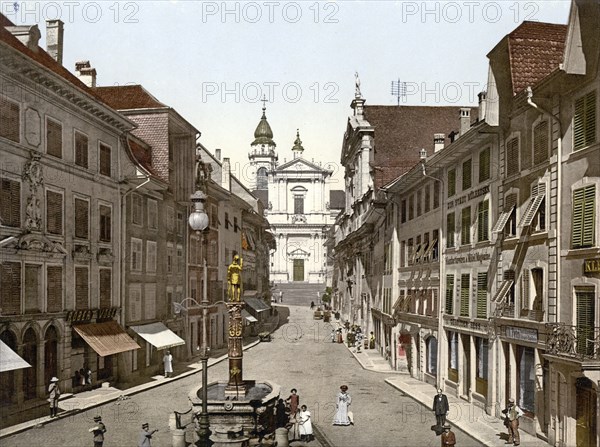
[272,283,325,306]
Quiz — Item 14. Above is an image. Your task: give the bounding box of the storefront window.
[518,346,535,413]
[448,331,458,382]
[426,337,438,376]
[475,337,488,396]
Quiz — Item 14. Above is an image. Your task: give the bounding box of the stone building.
[0,16,139,422]
[248,105,343,284]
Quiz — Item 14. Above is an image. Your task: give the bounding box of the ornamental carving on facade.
[24,196,42,231]
[546,323,577,356]
[22,155,44,191]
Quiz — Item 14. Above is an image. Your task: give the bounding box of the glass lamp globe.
[188,211,209,232]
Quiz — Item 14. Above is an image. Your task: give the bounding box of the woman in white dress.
[163,350,173,378]
[298,405,313,442]
[333,385,353,426]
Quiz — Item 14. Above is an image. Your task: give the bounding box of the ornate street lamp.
[188,188,211,445]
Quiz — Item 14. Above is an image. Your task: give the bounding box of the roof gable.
[93,85,167,110]
[277,157,330,173]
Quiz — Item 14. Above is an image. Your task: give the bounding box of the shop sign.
[446,251,491,265]
[504,326,538,343]
[447,185,490,209]
[584,258,600,274]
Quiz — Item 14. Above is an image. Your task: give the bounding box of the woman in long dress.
[333,385,352,426]
[298,405,313,442]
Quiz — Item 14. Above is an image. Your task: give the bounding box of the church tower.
[248,101,277,190]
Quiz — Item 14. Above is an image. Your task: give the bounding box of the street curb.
[0,339,262,440]
[345,343,404,374]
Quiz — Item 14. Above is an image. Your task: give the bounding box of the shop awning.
[245,297,270,313]
[73,321,140,357]
[130,322,185,350]
[0,340,31,372]
[242,309,258,323]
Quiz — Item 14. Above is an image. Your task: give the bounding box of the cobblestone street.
[2,302,483,447]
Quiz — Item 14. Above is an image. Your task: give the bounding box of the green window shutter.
[448,169,456,197]
[479,147,490,183]
[445,275,454,315]
[575,91,597,150]
[506,138,519,176]
[478,200,489,242]
[462,159,472,190]
[582,185,596,247]
[460,274,470,317]
[576,287,595,355]
[476,273,487,318]
[533,121,549,165]
[447,213,455,248]
[461,206,471,245]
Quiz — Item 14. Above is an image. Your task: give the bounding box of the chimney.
[434,133,445,152]
[6,25,41,52]
[459,108,471,138]
[478,92,487,122]
[75,61,97,88]
[222,157,231,191]
[215,149,221,161]
[46,20,64,64]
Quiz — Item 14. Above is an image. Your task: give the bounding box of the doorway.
[576,377,597,447]
[293,259,304,281]
[44,326,59,388]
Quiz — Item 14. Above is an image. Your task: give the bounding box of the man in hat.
[48,376,60,417]
[89,415,107,446]
[138,422,158,447]
[441,423,456,446]
[432,388,450,427]
[502,398,524,445]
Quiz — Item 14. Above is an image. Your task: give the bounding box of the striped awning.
[0,340,31,372]
[73,320,140,357]
[130,322,185,350]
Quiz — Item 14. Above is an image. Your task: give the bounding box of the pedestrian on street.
[330,329,336,343]
[85,366,92,386]
[286,388,300,416]
[432,388,450,428]
[502,398,524,446]
[79,368,86,386]
[310,301,315,310]
[333,384,353,426]
[138,422,158,447]
[298,404,314,442]
[88,415,107,447]
[163,350,173,378]
[279,290,283,303]
[275,398,288,428]
[441,423,456,446]
[48,376,60,418]
[369,331,375,349]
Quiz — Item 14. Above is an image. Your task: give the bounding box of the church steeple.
[248,98,278,191]
[292,129,304,159]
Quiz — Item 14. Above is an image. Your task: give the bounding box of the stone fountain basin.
[189,380,280,436]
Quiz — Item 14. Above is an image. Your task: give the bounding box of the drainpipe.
[526,86,561,324]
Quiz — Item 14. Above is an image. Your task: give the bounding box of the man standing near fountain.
[227,255,243,302]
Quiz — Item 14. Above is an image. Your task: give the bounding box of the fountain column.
[226,302,244,396]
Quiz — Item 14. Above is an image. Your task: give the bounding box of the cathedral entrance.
[293,259,304,281]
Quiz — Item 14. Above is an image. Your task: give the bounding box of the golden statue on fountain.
[227,255,243,302]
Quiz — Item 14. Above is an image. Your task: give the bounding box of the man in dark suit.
[432,388,450,427]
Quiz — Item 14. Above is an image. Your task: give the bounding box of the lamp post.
[420,148,446,391]
[188,189,211,445]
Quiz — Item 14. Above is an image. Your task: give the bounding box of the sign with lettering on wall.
[584,258,600,274]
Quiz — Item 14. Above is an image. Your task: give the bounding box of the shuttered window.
[462,159,472,191]
[99,205,111,242]
[129,287,142,322]
[571,185,596,249]
[46,266,63,312]
[521,268,530,309]
[424,185,431,214]
[99,269,111,308]
[479,147,490,183]
[576,287,595,356]
[0,178,21,227]
[132,194,142,226]
[574,91,597,151]
[460,274,470,317]
[74,198,89,239]
[476,272,487,318]
[0,262,21,315]
[99,144,111,177]
[408,195,414,220]
[24,264,41,312]
[506,137,519,177]
[74,131,88,168]
[131,238,143,271]
[46,118,62,158]
[461,206,471,245]
[0,96,20,142]
[46,190,63,235]
[433,182,440,209]
[448,168,456,197]
[75,267,89,310]
[445,275,454,315]
[533,121,549,165]
[477,200,489,242]
[148,199,158,229]
[401,199,407,223]
[447,212,455,248]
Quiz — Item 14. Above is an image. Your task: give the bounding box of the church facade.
[248,106,343,284]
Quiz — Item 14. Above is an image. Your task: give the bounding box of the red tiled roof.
[507,21,567,95]
[93,85,167,110]
[0,14,105,103]
[364,105,478,188]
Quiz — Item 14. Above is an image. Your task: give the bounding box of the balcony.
[545,323,600,361]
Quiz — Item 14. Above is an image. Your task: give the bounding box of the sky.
[3,0,572,187]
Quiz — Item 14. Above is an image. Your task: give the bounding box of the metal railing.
[545,323,600,360]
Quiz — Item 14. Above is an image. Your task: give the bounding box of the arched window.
[44,326,59,387]
[257,167,268,190]
[426,336,438,376]
[0,331,17,404]
[22,328,37,399]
